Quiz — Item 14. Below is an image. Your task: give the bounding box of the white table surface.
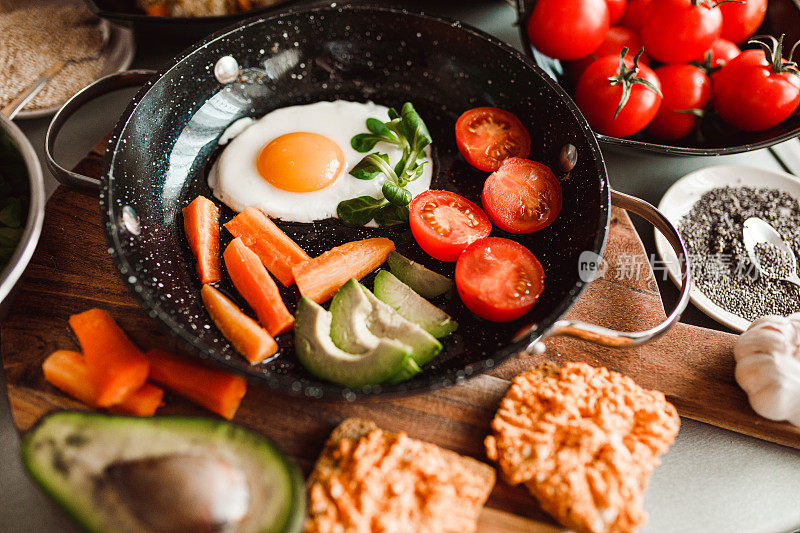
[2,2,799,532]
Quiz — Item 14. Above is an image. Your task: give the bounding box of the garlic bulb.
[734,314,800,427]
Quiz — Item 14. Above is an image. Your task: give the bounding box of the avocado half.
[21,412,305,533]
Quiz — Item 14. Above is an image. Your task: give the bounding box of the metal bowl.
[515,0,800,156]
[0,115,45,321]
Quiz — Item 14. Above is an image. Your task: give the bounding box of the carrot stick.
[42,350,163,417]
[145,349,247,420]
[68,309,150,407]
[292,237,396,303]
[224,207,310,286]
[42,350,97,407]
[201,284,278,364]
[223,237,294,336]
[183,195,221,284]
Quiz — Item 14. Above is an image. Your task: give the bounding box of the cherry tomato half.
[526,0,610,61]
[641,0,723,64]
[575,52,663,137]
[409,190,492,262]
[713,49,800,132]
[568,26,648,85]
[482,158,563,234]
[647,64,712,140]
[720,0,767,44]
[455,107,531,172]
[455,237,545,322]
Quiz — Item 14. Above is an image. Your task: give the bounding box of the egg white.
[209,101,433,224]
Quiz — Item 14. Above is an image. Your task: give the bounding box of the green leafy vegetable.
[382,182,411,207]
[338,102,431,226]
[336,196,387,226]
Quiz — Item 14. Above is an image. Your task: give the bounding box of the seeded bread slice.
[306,418,496,532]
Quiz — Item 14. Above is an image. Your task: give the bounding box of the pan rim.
[100,3,611,400]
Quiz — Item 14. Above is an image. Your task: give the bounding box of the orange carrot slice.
[223,237,294,336]
[183,195,221,284]
[236,0,252,10]
[201,284,278,364]
[42,350,163,416]
[42,350,97,407]
[292,237,396,303]
[68,309,150,407]
[224,207,310,286]
[145,349,247,420]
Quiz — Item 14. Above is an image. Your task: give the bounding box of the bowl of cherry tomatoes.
[516,0,800,155]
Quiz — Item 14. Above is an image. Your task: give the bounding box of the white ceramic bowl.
[655,164,800,332]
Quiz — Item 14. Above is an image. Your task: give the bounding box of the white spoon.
[742,217,800,288]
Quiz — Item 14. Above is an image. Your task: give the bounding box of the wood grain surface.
[3,145,800,531]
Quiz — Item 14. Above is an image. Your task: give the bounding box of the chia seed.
[678,186,800,322]
[753,241,796,280]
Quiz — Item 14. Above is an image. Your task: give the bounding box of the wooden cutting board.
[3,143,800,531]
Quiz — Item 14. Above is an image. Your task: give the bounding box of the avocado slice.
[387,251,453,298]
[294,296,412,387]
[329,279,442,367]
[21,412,305,533]
[373,270,458,338]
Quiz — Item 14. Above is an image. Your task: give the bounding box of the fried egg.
[209,101,433,223]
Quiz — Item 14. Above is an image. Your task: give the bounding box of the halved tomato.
[455,237,545,322]
[482,158,563,234]
[455,107,531,172]
[409,190,492,262]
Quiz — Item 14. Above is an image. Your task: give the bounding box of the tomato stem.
[608,47,662,120]
[748,34,800,77]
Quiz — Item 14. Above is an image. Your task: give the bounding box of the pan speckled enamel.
[98,5,611,399]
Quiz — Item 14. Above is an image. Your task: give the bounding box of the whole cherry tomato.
[713,37,800,132]
[619,0,651,31]
[526,0,610,61]
[568,26,648,84]
[720,0,768,44]
[647,64,712,140]
[606,0,627,23]
[708,38,741,68]
[576,48,663,137]
[641,0,723,64]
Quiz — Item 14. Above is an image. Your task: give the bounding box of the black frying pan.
[46,5,690,399]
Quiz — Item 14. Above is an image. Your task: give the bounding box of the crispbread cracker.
[306,418,495,533]
[486,363,680,533]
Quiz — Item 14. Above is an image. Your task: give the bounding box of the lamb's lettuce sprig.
[337,103,431,227]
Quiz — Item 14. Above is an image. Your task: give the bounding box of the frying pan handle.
[45,69,156,190]
[518,189,692,353]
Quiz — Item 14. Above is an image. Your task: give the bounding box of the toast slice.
[306,418,495,533]
[485,363,680,533]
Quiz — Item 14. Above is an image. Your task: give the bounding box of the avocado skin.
[20,412,305,533]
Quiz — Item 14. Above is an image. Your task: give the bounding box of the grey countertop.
[2,2,800,531]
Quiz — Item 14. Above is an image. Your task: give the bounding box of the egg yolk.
[256,132,345,192]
